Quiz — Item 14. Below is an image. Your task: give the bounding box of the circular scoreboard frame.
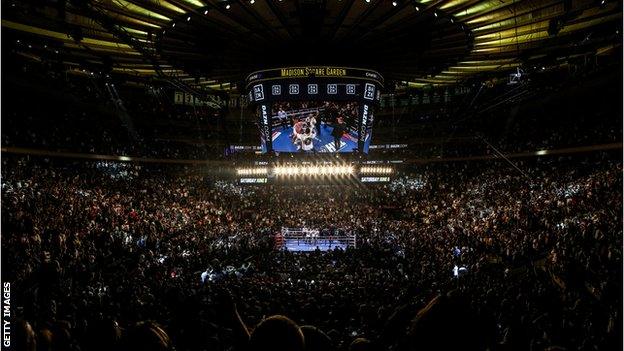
[245,66,384,154]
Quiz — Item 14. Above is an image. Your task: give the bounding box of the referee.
[331,116,346,150]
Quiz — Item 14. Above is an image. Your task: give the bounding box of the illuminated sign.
[174,91,222,106]
[369,144,408,149]
[280,67,347,78]
[260,104,270,150]
[245,67,384,90]
[253,84,265,101]
[360,104,369,143]
[361,176,390,183]
[364,83,375,100]
[240,178,268,184]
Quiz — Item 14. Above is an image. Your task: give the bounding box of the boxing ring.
[275,227,357,252]
[271,107,359,153]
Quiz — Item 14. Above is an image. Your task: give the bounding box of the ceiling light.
[172,22,176,27]
[226,4,231,9]
[414,6,419,11]
[365,0,371,2]
[204,10,208,14]
[187,16,191,21]
[434,11,438,17]
[392,1,397,6]
[250,0,255,3]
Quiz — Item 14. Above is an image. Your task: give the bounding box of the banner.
[173,91,223,107]
[259,104,273,153]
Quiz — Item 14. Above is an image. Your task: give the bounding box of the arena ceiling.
[2,0,622,93]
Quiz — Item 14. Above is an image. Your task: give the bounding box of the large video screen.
[268,101,361,153]
[247,67,383,154]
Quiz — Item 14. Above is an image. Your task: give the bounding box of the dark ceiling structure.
[2,0,622,93]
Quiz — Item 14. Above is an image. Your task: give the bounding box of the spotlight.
[365,0,371,2]
[434,11,438,17]
[172,22,176,27]
[250,0,255,3]
[187,16,191,21]
[392,1,398,6]
[414,6,419,11]
[226,4,231,9]
[204,9,208,14]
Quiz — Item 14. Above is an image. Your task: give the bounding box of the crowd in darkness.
[2,61,223,160]
[3,58,621,162]
[2,153,621,351]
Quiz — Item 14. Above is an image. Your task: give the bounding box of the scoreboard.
[246,66,383,154]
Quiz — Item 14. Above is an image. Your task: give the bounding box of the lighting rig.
[235,163,395,184]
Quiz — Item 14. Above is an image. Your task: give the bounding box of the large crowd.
[2,153,621,351]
